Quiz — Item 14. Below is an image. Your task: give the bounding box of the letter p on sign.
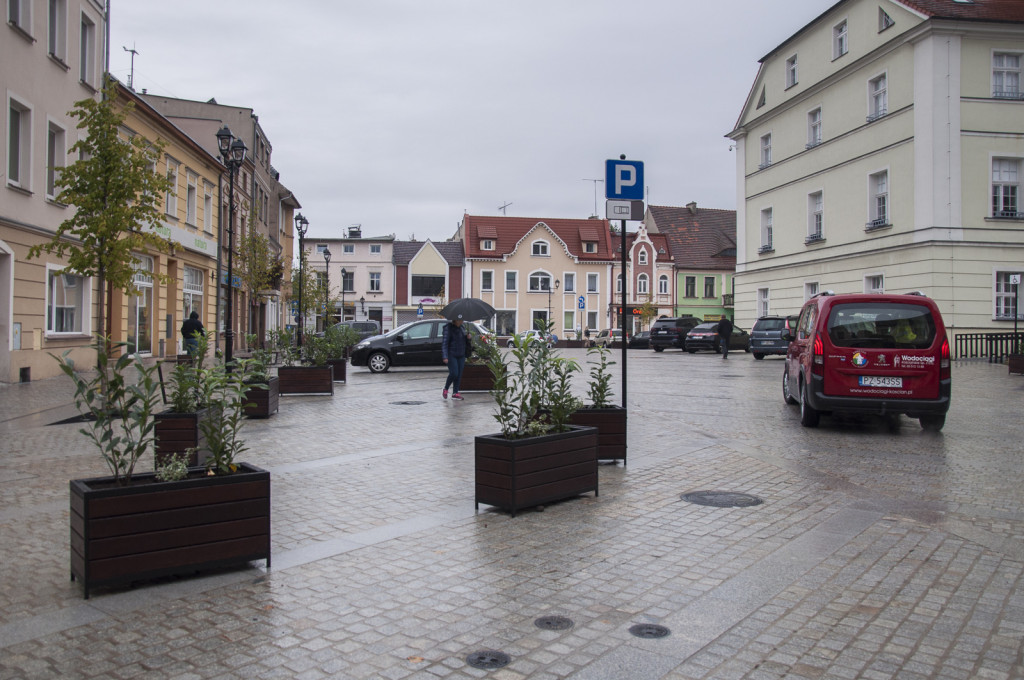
[605,159,644,201]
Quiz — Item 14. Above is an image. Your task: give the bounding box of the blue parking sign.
[605,159,644,200]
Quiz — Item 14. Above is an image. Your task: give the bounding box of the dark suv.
[749,315,798,360]
[649,316,701,351]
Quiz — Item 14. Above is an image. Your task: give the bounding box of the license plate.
[859,376,902,388]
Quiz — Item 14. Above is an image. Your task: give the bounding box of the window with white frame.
[563,310,575,333]
[785,55,798,88]
[587,311,598,330]
[808,191,824,241]
[865,274,885,294]
[804,281,819,301]
[563,272,575,292]
[685,276,696,298]
[343,244,354,254]
[992,158,1020,218]
[759,133,772,169]
[760,208,774,251]
[531,240,549,256]
[637,274,649,295]
[369,271,381,292]
[658,275,669,295]
[7,97,32,189]
[481,239,494,251]
[506,270,518,291]
[203,184,213,234]
[637,248,648,265]
[48,0,68,62]
[185,172,198,225]
[342,270,355,293]
[868,73,887,121]
[8,0,31,33]
[47,268,87,334]
[993,52,1021,99]
[757,288,770,318]
[165,158,179,217]
[481,270,493,292]
[586,272,598,293]
[807,107,822,147]
[868,171,889,227]
[879,8,894,32]
[995,271,1023,319]
[79,12,96,86]
[704,277,715,298]
[616,274,624,294]
[316,244,328,254]
[583,241,597,253]
[369,244,381,254]
[46,121,66,199]
[529,271,552,292]
[833,19,848,59]
[183,266,203,318]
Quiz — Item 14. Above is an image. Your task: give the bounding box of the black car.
[350,318,448,373]
[684,322,750,353]
[649,316,702,351]
[627,331,651,349]
[749,315,798,359]
[323,320,381,342]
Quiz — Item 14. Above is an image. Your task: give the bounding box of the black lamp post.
[215,124,247,370]
[323,248,332,331]
[546,277,560,326]
[294,213,309,347]
[359,296,366,316]
[340,268,348,323]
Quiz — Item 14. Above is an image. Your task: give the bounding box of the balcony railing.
[757,244,775,254]
[866,108,888,123]
[993,90,1024,100]
[993,210,1024,219]
[804,232,825,245]
[722,294,734,307]
[865,218,890,232]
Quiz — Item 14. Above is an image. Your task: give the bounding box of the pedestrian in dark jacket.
[181,311,205,356]
[442,318,469,400]
[716,315,733,360]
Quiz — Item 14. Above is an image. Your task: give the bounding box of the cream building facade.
[726,0,1024,338]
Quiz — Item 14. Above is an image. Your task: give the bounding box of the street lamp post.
[340,268,347,323]
[215,125,247,370]
[323,248,332,331]
[547,277,560,328]
[294,213,309,347]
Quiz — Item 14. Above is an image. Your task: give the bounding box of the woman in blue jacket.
[442,318,469,400]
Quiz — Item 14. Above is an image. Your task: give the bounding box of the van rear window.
[755,318,786,331]
[827,303,935,349]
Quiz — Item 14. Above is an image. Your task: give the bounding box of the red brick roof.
[462,215,615,261]
[648,205,736,271]
[898,0,1024,22]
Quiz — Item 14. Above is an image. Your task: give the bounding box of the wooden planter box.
[569,406,627,463]
[244,376,279,418]
[277,365,334,395]
[475,425,598,517]
[154,408,212,467]
[70,463,271,599]
[325,358,347,383]
[460,363,495,392]
[1009,354,1024,375]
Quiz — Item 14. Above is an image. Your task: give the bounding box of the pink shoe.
[451,393,464,400]
[442,389,448,399]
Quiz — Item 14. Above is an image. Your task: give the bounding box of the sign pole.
[621,215,628,410]
[1015,280,1020,354]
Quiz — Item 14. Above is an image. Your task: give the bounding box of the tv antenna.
[498,201,512,215]
[123,44,139,90]
[582,178,604,218]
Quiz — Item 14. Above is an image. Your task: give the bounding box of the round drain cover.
[681,491,764,508]
[390,400,426,406]
[629,623,670,639]
[466,650,511,670]
[534,615,574,631]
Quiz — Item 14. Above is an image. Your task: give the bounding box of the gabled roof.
[393,240,465,266]
[899,0,1024,22]
[619,232,674,263]
[647,205,736,271]
[461,215,615,261]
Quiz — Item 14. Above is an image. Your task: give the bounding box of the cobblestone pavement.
[0,350,1022,679]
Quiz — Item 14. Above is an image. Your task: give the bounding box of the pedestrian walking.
[584,327,591,347]
[716,315,733,360]
[180,311,205,357]
[441,318,469,400]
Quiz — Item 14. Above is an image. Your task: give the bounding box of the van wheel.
[367,351,391,373]
[782,367,798,405]
[753,353,765,360]
[919,415,945,432]
[799,381,820,427]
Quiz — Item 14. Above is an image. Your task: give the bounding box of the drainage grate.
[534,615,574,631]
[629,623,671,639]
[390,400,427,406]
[681,490,764,508]
[466,650,511,670]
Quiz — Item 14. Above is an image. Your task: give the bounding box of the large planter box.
[70,463,271,598]
[277,365,334,395]
[1009,354,1024,375]
[154,408,212,466]
[460,363,495,392]
[569,406,627,463]
[475,425,598,517]
[244,376,279,418]
[326,358,347,383]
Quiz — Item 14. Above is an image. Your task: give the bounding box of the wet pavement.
[0,350,1022,679]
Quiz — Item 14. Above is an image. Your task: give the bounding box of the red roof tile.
[462,215,616,261]
[648,205,736,271]
[898,0,1024,22]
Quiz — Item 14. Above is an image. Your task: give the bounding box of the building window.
[48,0,67,62]
[532,240,549,256]
[481,239,495,251]
[165,158,179,217]
[868,171,889,228]
[805,281,819,301]
[992,158,1021,218]
[79,12,96,86]
[494,310,515,336]
[369,272,381,292]
[807,107,822,148]
[879,8,895,32]
[342,270,355,293]
[481,270,493,292]
[7,97,31,189]
[658,275,669,295]
[685,276,696,298]
[760,208,774,252]
[583,242,597,253]
[637,249,648,265]
[587,311,598,331]
[46,121,66,199]
[47,269,87,334]
[343,244,354,254]
[833,19,848,59]
[370,244,381,254]
[785,55,798,88]
[315,244,328,254]
[203,185,213,235]
[183,266,203,318]
[703,277,715,298]
[868,73,888,122]
[993,52,1021,99]
[529,271,552,292]
[563,272,575,292]
[865,274,885,294]
[757,288,770,318]
[637,274,649,295]
[563,311,575,333]
[995,272,1023,319]
[185,173,198,225]
[807,191,824,242]
[506,271,518,292]
[616,274,624,294]
[759,133,772,169]
[8,0,31,33]
[586,273,598,293]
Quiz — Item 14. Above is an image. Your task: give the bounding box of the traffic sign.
[578,295,585,310]
[605,159,644,200]
[606,199,644,221]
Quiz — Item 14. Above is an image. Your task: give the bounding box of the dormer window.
[583,241,597,253]
[532,240,549,256]
[481,239,495,251]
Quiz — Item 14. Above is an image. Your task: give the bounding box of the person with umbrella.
[439,298,496,401]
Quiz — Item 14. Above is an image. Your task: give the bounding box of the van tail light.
[812,336,824,376]
[940,338,950,380]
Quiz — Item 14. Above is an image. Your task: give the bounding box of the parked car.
[465,321,494,344]
[684,322,750,353]
[649,316,702,351]
[628,331,651,349]
[507,329,554,348]
[322,320,381,341]
[749,315,799,359]
[350,319,448,373]
[594,328,625,347]
[781,291,951,431]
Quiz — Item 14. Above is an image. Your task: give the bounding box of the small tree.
[638,295,659,331]
[28,80,173,347]
[237,223,283,343]
[288,253,326,331]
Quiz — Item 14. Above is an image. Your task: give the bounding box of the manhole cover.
[629,623,670,639]
[534,615,574,631]
[466,650,511,670]
[681,491,764,508]
[390,400,426,406]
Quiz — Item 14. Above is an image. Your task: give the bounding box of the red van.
[781,292,951,431]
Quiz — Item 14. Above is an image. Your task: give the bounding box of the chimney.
[348,224,362,238]
[687,201,697,215]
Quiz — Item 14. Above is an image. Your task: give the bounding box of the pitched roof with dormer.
[461,215,615,262]
[393,240,465,266]
[647,205,737,271]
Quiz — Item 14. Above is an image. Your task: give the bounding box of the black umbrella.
[441,297,496,322]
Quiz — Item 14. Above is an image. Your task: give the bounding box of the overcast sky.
[109,1,829,245]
